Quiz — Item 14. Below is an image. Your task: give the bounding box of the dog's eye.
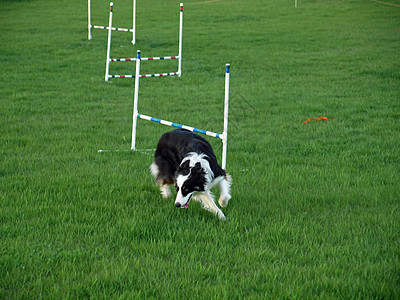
[175,186,179,192]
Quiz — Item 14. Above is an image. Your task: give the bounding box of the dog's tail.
[150,162,159,179]
[218,173,232,208]
[224,173,232,196]
[225,173,232,185]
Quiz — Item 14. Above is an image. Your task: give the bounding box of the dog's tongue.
[181,196,192,209]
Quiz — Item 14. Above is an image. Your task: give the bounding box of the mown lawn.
[1,0,399,298]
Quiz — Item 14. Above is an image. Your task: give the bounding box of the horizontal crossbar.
[109,72,179,78]
[111,56,179,62]
[138,113,223,139]
[92,25,133,32]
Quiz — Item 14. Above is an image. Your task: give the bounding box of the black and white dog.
[150,129,232,220]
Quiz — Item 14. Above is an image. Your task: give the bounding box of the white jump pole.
[132,0,136,44]
[178,3,183,77]
[131,50,141,150]
[105,2,113,82]
[295,0,297,8]
[88,0,92,40]
[221,64,230,170]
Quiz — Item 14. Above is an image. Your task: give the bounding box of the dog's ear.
[178,160,190,175]
[182,160,190,169]
[191,162,206,191]
[192,162,202,173]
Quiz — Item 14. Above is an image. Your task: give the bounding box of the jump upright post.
[131,50,231,170]
[105,3,183,82]
[88,0,136,44]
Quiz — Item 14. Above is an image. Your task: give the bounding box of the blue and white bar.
[138,113,223,139]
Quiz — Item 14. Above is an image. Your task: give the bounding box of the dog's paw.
[217,211,226,220]
[218,194,231,208]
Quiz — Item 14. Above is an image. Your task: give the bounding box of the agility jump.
[88,0,136,44]
[130,50,230,169]
[105,3,183,81]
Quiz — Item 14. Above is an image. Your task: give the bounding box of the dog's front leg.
[198,191,226,220]
[160,184,171,198]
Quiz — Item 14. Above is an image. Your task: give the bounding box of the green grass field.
[1,0,399,298]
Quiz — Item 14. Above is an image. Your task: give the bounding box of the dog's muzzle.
[175,195,192,209]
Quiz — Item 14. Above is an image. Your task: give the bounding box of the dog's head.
[175,160,207,209]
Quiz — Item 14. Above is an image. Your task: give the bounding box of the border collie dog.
[150,129,232,220]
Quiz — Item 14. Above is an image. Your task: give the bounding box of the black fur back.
[154,129,226,183]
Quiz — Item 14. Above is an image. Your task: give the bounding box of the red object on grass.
[302,116,335,124]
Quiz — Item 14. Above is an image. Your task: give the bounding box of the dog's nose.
[175,202,181,208]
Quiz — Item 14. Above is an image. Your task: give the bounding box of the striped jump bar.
[110,56,179,62]
[138,113,223,139]
[105,2,183,81]
[88,0,136,44]
[92,25,133,32]
[109,72,178,78]
[131,50,230,169]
